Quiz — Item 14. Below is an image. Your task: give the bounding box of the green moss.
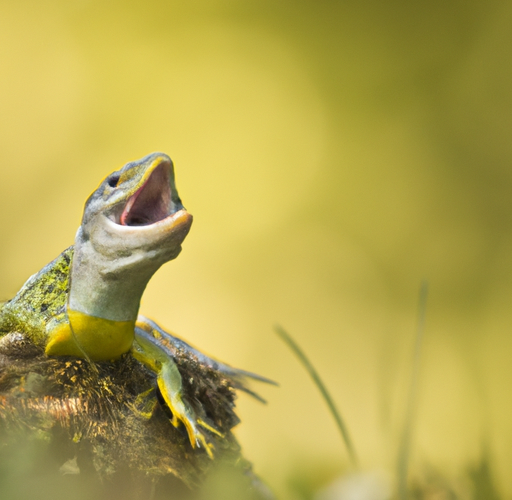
[0,247,73,345]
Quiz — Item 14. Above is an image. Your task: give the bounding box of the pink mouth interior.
[120,164,172,226]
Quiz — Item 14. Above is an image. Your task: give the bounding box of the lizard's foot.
[129,387,158,420]
[157,359,223,458]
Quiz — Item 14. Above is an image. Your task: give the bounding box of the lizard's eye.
[107,174,120,188]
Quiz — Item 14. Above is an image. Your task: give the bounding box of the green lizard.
[0,152,273,459]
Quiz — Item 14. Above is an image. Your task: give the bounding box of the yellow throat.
[45,309,135,361]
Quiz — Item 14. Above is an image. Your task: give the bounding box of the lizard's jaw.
[99,157,192,256]
[108,159,193,245]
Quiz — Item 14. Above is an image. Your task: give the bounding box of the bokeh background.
[1,1,512,498]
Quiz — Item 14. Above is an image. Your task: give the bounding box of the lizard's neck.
[68,233,163,322]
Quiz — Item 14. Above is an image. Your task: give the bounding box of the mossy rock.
[0,333,272,500]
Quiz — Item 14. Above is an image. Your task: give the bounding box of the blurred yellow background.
[1,0,512,497]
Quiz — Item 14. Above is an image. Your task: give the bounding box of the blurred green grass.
[277,288,503,499]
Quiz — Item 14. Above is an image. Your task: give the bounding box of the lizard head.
[68,152,193,322]
[79,152,193,264]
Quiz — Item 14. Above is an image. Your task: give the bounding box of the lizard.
[0,152,274,459]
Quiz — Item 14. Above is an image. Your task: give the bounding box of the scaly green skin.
[0,247,72,345]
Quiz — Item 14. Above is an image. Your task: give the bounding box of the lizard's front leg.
[132,319,222,458]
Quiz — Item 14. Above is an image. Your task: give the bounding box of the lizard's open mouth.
[119,163,177,227]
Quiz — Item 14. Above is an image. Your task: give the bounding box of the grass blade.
[397,280,429,499]
[275,324,358,468]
